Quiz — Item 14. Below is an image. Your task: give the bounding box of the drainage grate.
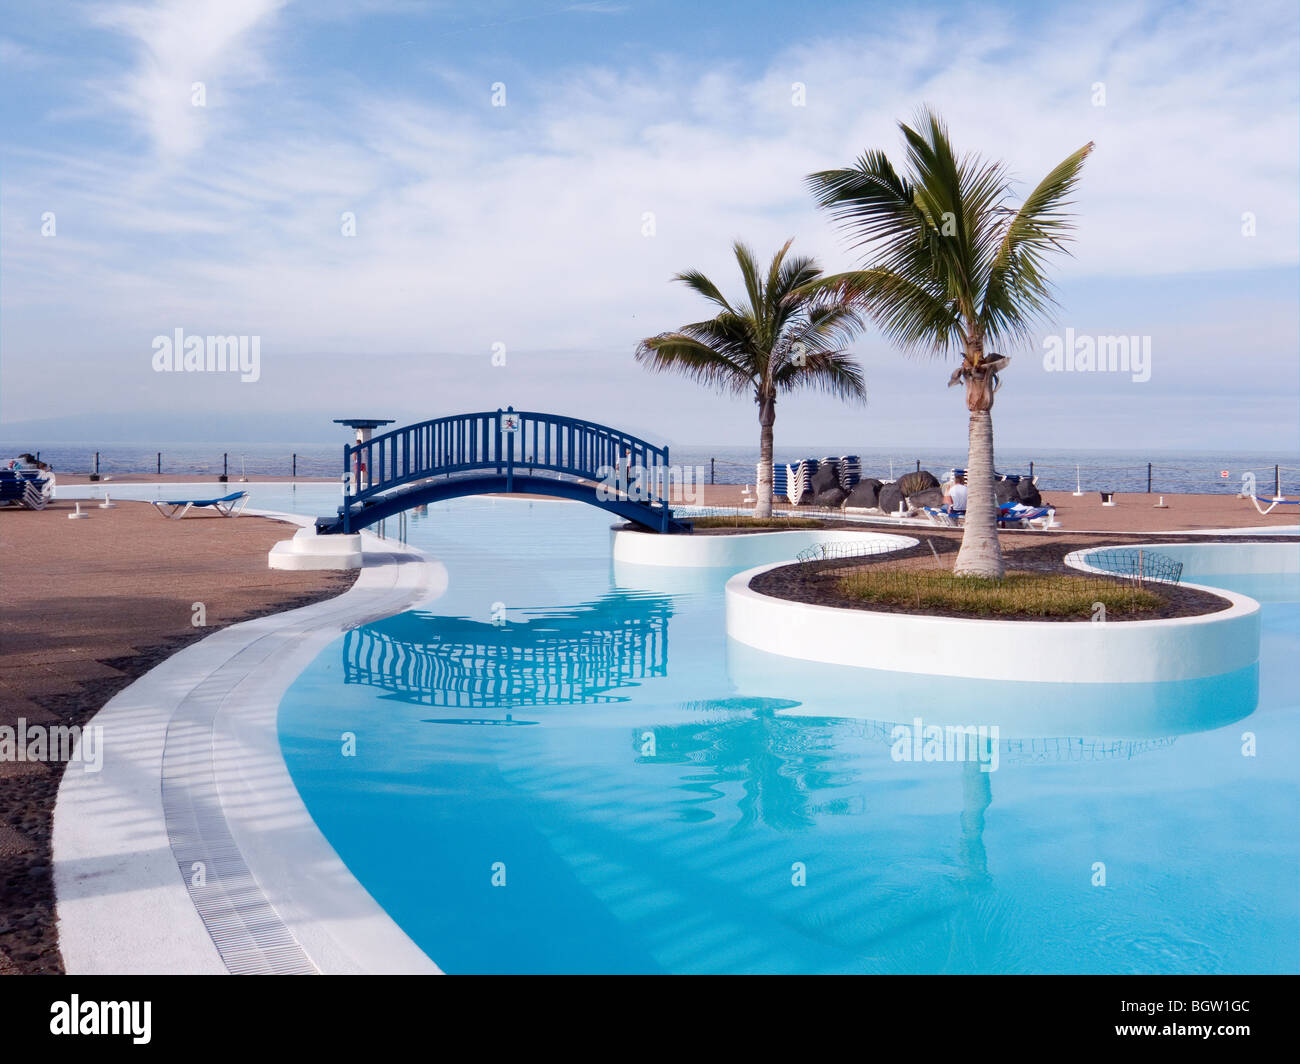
[158,548,431,975]
[161,654,318,975]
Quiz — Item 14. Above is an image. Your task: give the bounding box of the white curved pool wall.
[54,515,446,975]
[1069,540,1299,577]
[726,561,1261,685]
[612,527,917,569]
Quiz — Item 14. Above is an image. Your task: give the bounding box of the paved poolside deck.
[56,473,1300,533]
[675,486,1299,534]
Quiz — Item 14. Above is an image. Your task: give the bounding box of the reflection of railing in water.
[838,719,1178,763]
[343,593,673,708]
[999,736,1178,763]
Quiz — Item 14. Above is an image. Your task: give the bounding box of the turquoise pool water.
[264,493,1300,973]
[81,484,1296,972]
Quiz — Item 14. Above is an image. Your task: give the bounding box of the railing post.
[661,444,671,531]
[495,409,504,474]
[506,417,515,494]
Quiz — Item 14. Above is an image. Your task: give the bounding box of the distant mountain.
[0,408,364,444]
[0,406,700,449]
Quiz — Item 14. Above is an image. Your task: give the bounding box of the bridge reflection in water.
[342,591,674,710]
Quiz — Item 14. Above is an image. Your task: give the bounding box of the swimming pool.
[72,483,1297,972]
[260,493,1297,974]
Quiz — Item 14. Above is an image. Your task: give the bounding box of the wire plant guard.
[1083,547,1183,587]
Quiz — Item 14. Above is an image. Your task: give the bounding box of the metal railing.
[328,406,690,533]
[344,407,673,503]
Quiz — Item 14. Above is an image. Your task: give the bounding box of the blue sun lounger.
[998,502,1053,528]
[924,503,1054,528]
[150,490,250,520]
[0,469,52,510]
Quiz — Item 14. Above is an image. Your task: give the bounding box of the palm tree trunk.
[953,407,1005,578]
[755,396,775,518]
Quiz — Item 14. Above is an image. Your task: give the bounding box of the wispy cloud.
[0,35,48,68]
[91,0,289,160]
[1,0,1296,448]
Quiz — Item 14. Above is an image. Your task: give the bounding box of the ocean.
[4,440,1297,496]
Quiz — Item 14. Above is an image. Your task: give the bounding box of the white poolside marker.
[1154,496,1168,509]
[98,494,117,509]
[1073,464,1084,496]
[68,502,89,519]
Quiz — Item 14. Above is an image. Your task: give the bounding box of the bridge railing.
[344,407,674,504]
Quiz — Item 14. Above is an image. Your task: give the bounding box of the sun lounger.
[770,465,788,500]
[836,455,861,491]
[0,469,52,510]
[923,506,964,526]
[150,491,250,520]
[998,502,1054,528]
[786,459,819,505]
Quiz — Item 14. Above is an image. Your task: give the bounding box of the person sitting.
[944,472,968,512]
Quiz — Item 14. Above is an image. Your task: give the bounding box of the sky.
[0,0,1297,453]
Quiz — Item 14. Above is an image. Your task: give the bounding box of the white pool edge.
[725,550,1263,684]
[53,509,445,975]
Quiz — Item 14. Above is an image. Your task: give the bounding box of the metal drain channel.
[161,636,318,975]
[157,543,432,975]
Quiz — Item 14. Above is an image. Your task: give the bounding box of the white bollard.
[68,502,90,520]
[98,494,117,509]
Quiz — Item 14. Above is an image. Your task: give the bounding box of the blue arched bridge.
[315,408,693,535]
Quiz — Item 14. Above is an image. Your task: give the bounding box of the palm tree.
[635,240,866,517]
[806,109,1092,577]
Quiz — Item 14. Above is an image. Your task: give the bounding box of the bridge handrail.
[343,407,673,504]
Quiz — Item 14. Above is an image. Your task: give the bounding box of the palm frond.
[638,239,868,407]
[808,108,1091,364]
[673,269,737,316]
[774,348,868,402]
[979,141,1095,342]
[732,240,766,327]
[634,332,754,396]
[814,268,963,356]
